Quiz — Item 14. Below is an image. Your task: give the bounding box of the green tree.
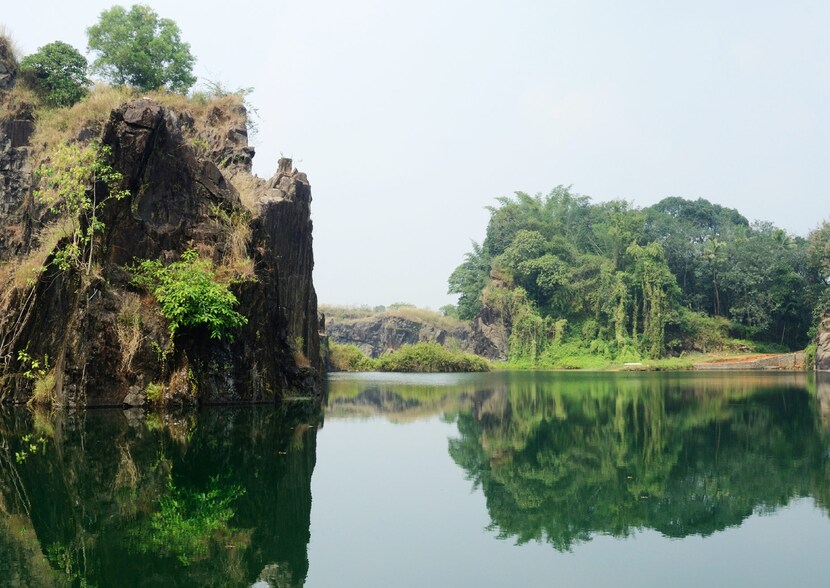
[448,241,490,320]
[35,142,129,274]
[87,4,196,93]
[808,219,830,321]
[19,41,89,107]
[809,220,830,286]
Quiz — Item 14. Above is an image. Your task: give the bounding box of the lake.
[2,371,830,587]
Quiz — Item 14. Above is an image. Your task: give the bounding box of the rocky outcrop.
[326,313,470,358]
[0,93,321,405]
[0,36,15,91]
[817,316,830,371]
[469,303,510,361]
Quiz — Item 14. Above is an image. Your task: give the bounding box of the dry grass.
[224,211,254,278]
[0,83,39,121]
[381,306,466,331]
[116,293,143,371]
[29,84,134,163]
[28,371,56,406]
[0,28,20,75]
[3,220,72,294]
[320,304,466,331]
[228,171,265,213]
[28,85,247,167]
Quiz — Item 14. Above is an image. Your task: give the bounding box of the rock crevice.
[0,94,321,406]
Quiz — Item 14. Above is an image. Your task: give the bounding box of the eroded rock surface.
[0,94,321,406]
[327,314,469,359]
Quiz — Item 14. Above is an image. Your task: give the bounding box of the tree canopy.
[19,41,89,107]
[87,4,196,93]
[449,189,823,361]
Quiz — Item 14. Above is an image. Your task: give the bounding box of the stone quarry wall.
[0,91,322,405]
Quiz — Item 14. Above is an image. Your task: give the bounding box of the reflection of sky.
[307,415,830,588]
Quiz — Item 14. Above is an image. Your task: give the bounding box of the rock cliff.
[325,310,470,358]
[0,85,321,405]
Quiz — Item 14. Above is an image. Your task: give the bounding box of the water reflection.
[0,405,319,587]
[328,371,830,550]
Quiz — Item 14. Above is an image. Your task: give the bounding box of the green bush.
[328,343,375,372]
[19,41,88,107]
[131,250,247,341]
[375,342,490,373]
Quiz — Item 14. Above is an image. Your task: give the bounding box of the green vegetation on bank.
[449,189,830,366]
[328,342,490,373]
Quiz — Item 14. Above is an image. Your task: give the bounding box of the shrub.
[131,250,247,341]
[328,343,375,372]
[375,342,490,373]
[35,142,129,274]
[19,41,89,107]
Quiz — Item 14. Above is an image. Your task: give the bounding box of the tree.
[35,143,129,275]
[448,241,490,321]
[19,41,89,107]
[87,4,196,93]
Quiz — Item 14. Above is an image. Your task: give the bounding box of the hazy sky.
[4,1,829,309]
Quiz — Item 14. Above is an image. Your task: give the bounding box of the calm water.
[3,371,830,587]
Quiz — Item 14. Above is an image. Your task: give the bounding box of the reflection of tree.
[450,374,830,550]
[0,406,319,587]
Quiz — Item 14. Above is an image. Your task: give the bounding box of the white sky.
[4,1,829,309]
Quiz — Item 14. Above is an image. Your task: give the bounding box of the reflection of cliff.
[324,375,490,421]
[0,406,318,587]
[449,373,830,550]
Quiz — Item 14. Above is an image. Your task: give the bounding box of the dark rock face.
[0,97,321,406]
[0,37,15,91]
[817,316,830,371]
[469,304,510,361]
[326,314,470,359]
[0,121,33,258]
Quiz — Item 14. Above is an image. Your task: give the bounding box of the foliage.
[35,142,129,274]
[328,342,376,372]
[133,476,244,565]
[329,341,490,373]
[87,4,196,92]
[375,342,490,373]
[19,41,89,107]
[14,432,48,464]
[447,241,490,320]
[145,382,164,403]
[809,220,830,284]
[131,250,247,341]
[16,349,55,405]
[449,377,829,550]
[450,189,820,360]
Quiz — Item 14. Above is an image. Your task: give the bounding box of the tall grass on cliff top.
[320,303,466,332]
[329,341,490,373]
[28,84,247,167]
